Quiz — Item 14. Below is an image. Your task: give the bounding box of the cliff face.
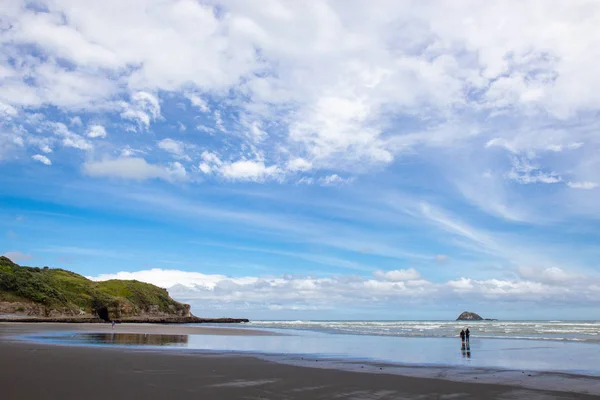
[0,256,190,321]
[456,311,483,321]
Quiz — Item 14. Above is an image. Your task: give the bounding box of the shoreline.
[3,322,600,398]
[0,321,277,336]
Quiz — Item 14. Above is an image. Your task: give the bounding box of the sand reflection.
[73,333,188,346]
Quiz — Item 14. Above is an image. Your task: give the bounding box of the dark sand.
[1,323,597,399]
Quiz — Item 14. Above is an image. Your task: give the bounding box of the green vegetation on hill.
[0,256,189,319]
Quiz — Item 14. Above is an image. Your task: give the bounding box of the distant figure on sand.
[111,320,115,329]
[465,328,470,343]
[460,329,465,343]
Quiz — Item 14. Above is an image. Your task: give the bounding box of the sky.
[1,0,600,320]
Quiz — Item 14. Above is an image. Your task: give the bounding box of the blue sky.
[2,0,600,320]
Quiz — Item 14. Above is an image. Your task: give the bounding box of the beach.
[2,322,600,399]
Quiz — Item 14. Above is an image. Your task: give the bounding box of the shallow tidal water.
[24,327,600,376]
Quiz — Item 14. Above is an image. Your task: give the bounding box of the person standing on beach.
[112,320,115,329]
[465,328,470,343]
[460,329,465,344]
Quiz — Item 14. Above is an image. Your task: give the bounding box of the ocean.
[22,320,600,378]
[242,320,600,342]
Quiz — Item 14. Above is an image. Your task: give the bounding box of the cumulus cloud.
[87,124,107,138]
[185,92,210,113]
[88,266,600,312]
[83,157,187,182]
[220,160,280,182]
[70,117,83,127]
[518,266,582,285]
[31,154,52,165]
[287,158,313,172]
[0,102,17,117]
[1,0,599,192]
[48,122,92,151]
[167,161,187,180]
[198,151,222,174]
[158,138,185,155]
[373,268,421,282]
[120,92,161,129]
[198,152,280,182]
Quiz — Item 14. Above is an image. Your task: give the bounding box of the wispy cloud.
[2,0,600,319]
[568,181,598,190]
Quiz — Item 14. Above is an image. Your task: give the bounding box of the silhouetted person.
[460,329,465,344]
[465,328,470,343]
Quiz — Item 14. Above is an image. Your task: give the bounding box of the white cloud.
[506,156,562,185]
[47,122,93,151]
[201,151,222,165]
[220,160,280,182]
[120,92,161,129]
[242,119,267,142]
[0,0,599,187]
[88,266,600,312]
[199,163,212,174]
[419,203,496,251]
[0,0,599,232]
[0,101,17,117]
[214,110,225,132]
[297,177,314,185]
[158,138,185,155]
[87,124,107,138]
[185,92,210,113]
[287,158,312,172]
[120,146,145,158]
[167,161,187,180]
[70,117,83,127]
[196,125,216,134]
[518,266,581,285]
[197,152,280,182]
[83,157,187,182]
[373,268,421,282]
[319,174,354,186]
[32,154,52,165]
[567,181,598,190]
[198,151,222,174]
[39,144,53,154]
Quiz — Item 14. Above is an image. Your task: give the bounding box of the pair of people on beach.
[460,328,470,343]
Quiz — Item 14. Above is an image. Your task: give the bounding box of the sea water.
[24,320,600,376]
[240,320,600,342]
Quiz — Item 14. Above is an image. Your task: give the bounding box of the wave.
[246,320,600,343]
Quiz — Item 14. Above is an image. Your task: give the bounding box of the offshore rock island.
[0,256,247,324]
[456,311,497,321]
[456,311,483,321]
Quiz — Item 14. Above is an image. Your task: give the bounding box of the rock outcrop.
[456,311,484,321]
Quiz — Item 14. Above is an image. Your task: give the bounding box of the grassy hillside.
[0,256,189,320]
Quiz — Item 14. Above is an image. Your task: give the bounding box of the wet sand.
[0,321,276,337]
[1,322,598,399]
